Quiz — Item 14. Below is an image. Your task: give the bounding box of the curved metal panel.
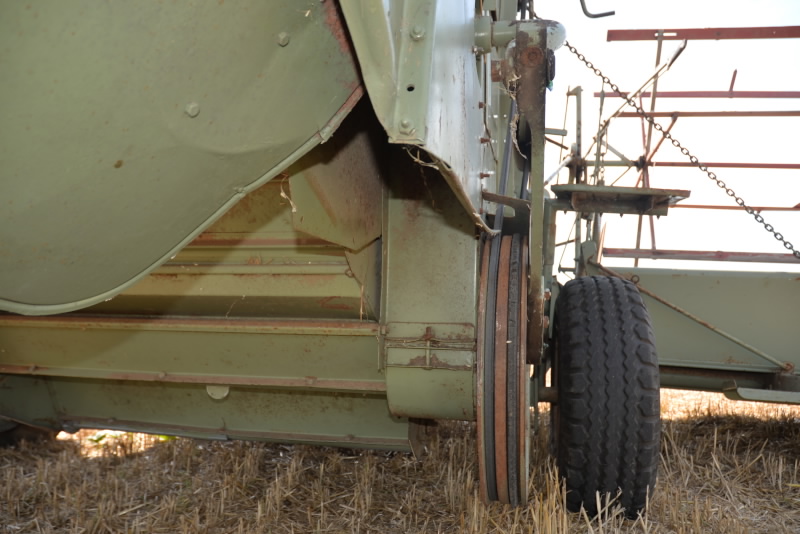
[0,1,361,314]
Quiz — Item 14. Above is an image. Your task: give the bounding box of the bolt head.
[399,118,413,134]
[410,25,425,41]
[184,102,200,118]
[277,32,290,47]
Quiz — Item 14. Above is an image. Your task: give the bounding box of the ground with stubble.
[3,390,799,533]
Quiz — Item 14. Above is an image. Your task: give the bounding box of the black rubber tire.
[553,276,660,518]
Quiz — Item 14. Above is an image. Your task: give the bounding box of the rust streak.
[0,364,387,392]
[0,315,380,335]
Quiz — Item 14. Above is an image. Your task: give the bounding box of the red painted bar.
[596,91,800,98]
[602,248,800,263]
[673,205,800,212]
[617,110,800,118]
[651,162,800,170]
[607,26,800,41]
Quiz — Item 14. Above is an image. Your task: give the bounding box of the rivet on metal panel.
[410,26,426,41]
[184,102,200,118]
[277,32,290,47]
[399,119,414,135]
[206,385,230,400]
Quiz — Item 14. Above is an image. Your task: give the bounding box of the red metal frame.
[618,110,800,118]
[607,26,800,41]
[594,26,799,265]
[597,91,800,99]
[602,248,800,264]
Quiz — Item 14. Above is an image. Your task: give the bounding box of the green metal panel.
[0,1,362,315]
[287,103,385,253]
[0,316,385,391]
[340,0,492,233]
[81,181,374,320]
[610,268,799,385]
[382,157,479,420]
[722,386,800,405]
[0,375,411,450]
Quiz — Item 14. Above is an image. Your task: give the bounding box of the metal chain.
[564,41,800,259]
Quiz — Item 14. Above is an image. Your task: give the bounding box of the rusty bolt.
[184,102,200,118]
[478,101,485,109]
[277,32,290,47]
[490,60,503,83]
[542,316,550,330]
[519,47,544,67]
[480,137,491,144]
[410,25,425,41]
[479,172,491,179]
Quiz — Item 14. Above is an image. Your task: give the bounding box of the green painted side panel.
[0,317,384,391]
[617,268,799,378]
[382,158,479,419]
[723,386,800,405]
[0,375,410,451]
[78,181,373,320]
[340,0,492,232]
[0,1,361,315]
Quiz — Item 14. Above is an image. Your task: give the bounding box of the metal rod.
[607,26,800,41]
[597,91,800,98]
[544,155,574,185]
[672,204,800,211]
[652,162,800,169]
[635,116,678,187]
[579,0,615,19]
[602,248,800,263]
[600,42,687,127]
[590,262,794,372]
[586,161,800,169]
[617,110,800,118]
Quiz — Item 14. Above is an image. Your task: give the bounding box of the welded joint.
[384,324,475,370]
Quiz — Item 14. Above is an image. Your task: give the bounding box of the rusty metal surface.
[598,91,800,98]
[551,184,689,216]
[476,238,491,504]
[618,110,800,118]
[493,237,511,505]
[382,153,478,421]
[0,364,386,393]
[602,248,800,264]
[0,314,386,402]
[0,315,379,336]
[288,102,384,251]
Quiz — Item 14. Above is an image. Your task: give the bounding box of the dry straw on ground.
[2,390,799,533]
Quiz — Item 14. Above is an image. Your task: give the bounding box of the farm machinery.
[1,0,797,516]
